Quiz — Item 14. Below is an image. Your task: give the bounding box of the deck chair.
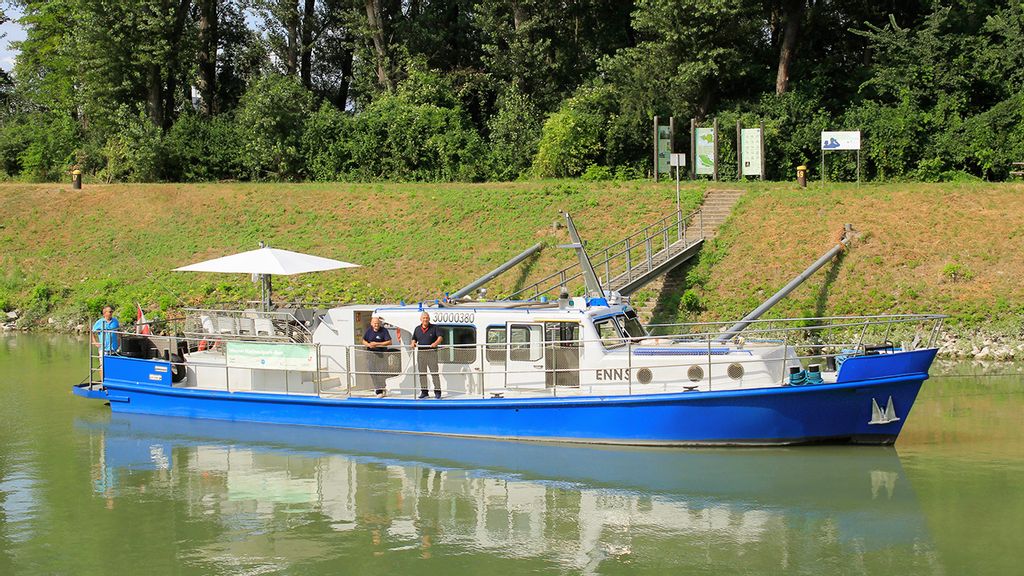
[217,316,238,335]
[254,317,276,337]
[200,315,217,336]
[238,317,255,335]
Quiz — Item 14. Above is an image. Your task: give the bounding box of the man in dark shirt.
[362,315,392,397]
[411,312,443,398]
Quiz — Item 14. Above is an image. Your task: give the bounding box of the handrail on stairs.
[504,207,704,301]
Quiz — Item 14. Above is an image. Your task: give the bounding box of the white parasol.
[174,244,359,310]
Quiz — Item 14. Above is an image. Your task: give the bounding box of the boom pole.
[452,243,544,298]
[715,224,854,342]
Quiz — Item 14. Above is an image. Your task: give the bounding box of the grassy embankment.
[1,180,1022,339]
[0,180,702,328]
[666,181,1024,338]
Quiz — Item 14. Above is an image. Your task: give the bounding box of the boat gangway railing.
[83,313,944,400]
[504,207,705,301]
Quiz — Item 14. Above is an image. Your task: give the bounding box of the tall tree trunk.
[183,73,193,111]
[300,0,315,88]
[775,0,802,95]
[697,81,715,120]
[164,74,178,129]
[197,0,218,115]
[511,1,525,31]
[148,64,164,127]
[287,0,299,76]
[161,0,193,129]
[364,0,392,90]
[333,45,354,110]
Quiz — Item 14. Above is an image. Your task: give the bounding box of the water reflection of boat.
[78,413,933,556]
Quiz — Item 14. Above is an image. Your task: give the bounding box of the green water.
[2,335,1022,575]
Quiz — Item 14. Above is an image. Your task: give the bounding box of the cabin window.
[622,309,648,339]
[509,324,543,361]
[485,326,506,364]
[595,319,625,349]
[437,325,477,364]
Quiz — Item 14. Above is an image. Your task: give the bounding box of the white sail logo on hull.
[868,395,900,425]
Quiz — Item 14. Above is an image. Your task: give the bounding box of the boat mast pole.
[715,224,853,342]
[562,211,605,299]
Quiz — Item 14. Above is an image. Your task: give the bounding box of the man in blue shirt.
[361,315,393,397]
[91,305,121,354]
[411,312,443,399]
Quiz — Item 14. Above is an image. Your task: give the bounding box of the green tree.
[475,0,634,111]
[532,84,616,177]
[487,87,542,180]
[234,74,316,179]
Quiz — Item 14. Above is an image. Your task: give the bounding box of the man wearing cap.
[362,314,393,397]
[411,312,443,398]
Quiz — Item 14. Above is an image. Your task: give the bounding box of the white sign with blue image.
[821,131,860,151]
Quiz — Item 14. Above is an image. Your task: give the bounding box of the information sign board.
[821,131,861,151]
[657,126,672,175]
[695,128,715,175]
[226,341,317,371]
[740,128,762,176]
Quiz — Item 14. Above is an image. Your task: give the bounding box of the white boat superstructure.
[144,297,941,401]
[307,298,804,399]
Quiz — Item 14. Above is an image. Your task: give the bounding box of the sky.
[1,3,24,72]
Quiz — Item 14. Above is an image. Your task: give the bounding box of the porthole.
[637,368,653,384]
[727,363,745,380]
[687,365,704,382]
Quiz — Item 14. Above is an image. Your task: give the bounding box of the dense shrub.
[15,112,79,181]
[486,88,542,181]
[934,92,1024,180]
[580,164,612,181]
[164,113,245,181]
[99,110,164,182]
[347,93,485,181]
[532,85,616,178]
[0,117,30,177]
[235,74,317,180]
[301,103,354,181]
[603,111,648,170]
[842,101,923,181]
[756,91,833,181]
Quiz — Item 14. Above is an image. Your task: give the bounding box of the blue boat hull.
[84,349,937,446]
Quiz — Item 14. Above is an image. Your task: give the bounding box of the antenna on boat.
[258,240,271,311]
[560,211,605,301]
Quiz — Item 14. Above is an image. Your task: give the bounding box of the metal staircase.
[504,208,706,300]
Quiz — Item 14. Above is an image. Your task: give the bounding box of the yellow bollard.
[796,165,807,188]
[71,169,82,190]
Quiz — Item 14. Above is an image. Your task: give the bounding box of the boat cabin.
[307,298,800,398]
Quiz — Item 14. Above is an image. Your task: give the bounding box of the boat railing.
[649,313,946,343]
[86,313,945,399]
[505,207,703,300]
[181,307,318,343]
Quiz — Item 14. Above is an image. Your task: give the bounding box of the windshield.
[595,319,625,349]
[621,309,647,339]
